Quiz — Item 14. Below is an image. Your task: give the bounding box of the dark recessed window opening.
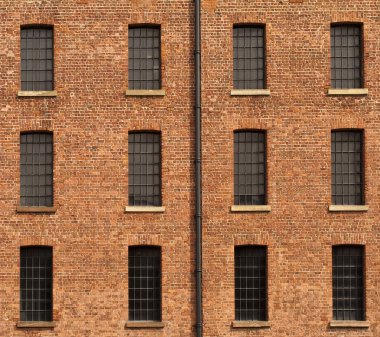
[331,24,363,89]
[128,132,161,206]
[128,246,161,321]
[21,26,54,91]
[20,132,53,207]
[234,131,266,205]
[331,130,363,205]
[128,26,161,90]
[233,25,265,89]
[20,247,53,322]
[235,246,267,321]
[333,245,365,321]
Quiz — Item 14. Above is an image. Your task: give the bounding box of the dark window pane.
[128,246,161,321]
[21,27,54,91]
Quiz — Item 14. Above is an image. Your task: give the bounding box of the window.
[20,132,53,207]
[21,26,54,91]
[128,26,161,90]
[20,247,53,322]
[331,24,363,89]
[331,130,363,205]
[333,246,365,321]
[233,25,265,89]
[128,246,161,321]
[128,132,161,206]
[234,131,266,205]
[235,246,267,321]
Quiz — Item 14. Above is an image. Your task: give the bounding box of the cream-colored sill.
[18,91,57,97]
[17,321,56,328]
[328,205,369,212]
[125,206,165,213]
[232,320,270,328]
[125,89,165,96]
[329,320,370,328]
[327,88,368,96]
[16,206,57,213]
[231,89,270,96]
[125,321,165,328]
[231,205,271,212]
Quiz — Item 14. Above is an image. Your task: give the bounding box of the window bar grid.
[333,246,365,321]
[331,131,363,205]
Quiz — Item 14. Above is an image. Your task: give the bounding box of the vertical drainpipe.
[194,0,202,335]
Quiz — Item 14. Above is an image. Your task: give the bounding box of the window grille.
[333,246,365,321]
[128,26,161,90]
[331,24,363,89]
[20,133,53,207]
[331,130,363,205]
[20,247,53,322]
[128,246,161,321]
[235,246,267,321]
[21,26,54,91]
[128,132,161,206]
[234,131,266,205]
[233,25,265,89]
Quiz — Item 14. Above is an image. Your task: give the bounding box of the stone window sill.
[232,320,270,328]
[329,205,369,212]
[327,88,368,96]
[125,321,165,329]
[18,91,57,97]
[17,321,56,328]
[231,89,270,96]
[125,206,165,213]
[231,205,271,212]
[125,89,165,96]
[329,320,370,328]
[17,206,57,213]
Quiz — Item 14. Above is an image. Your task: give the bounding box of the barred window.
[233,25,265,89]
[21,26,54,91]
[20,247,53,322]
[333,246,365,321]
[128,132,161,206]
[128,26,161,90]
[20,133,53,207]
[129,246,161,321]
[235,246,267,321]
[331,24,363,89]
[234,131,266,205]
[331,130,363,205]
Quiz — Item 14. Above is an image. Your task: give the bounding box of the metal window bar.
[234,131,266,205]
[331,131,363,205]
[331,24,362,89]
[128,132,161,206]
[128,246,161,321]
[235,246,267,321]
[333,246,365,321]
[128,26,161,90]
[21,27,54,91]
[20,247,53,322]
[233,26,265,89]
[20,133,53,207]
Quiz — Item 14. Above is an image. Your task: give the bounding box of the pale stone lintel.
[232,321,271,328]
[328,205,369,212]
[329,320,370,328]
[125,206,165,213]
[231,89,271,96]
[17,321,56,328]
[125,321,165,329]
[16,206,57,213]
[327,88,368,96]
[231,205,271,212]
[125,89,166,96]
[18,91,58,97]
